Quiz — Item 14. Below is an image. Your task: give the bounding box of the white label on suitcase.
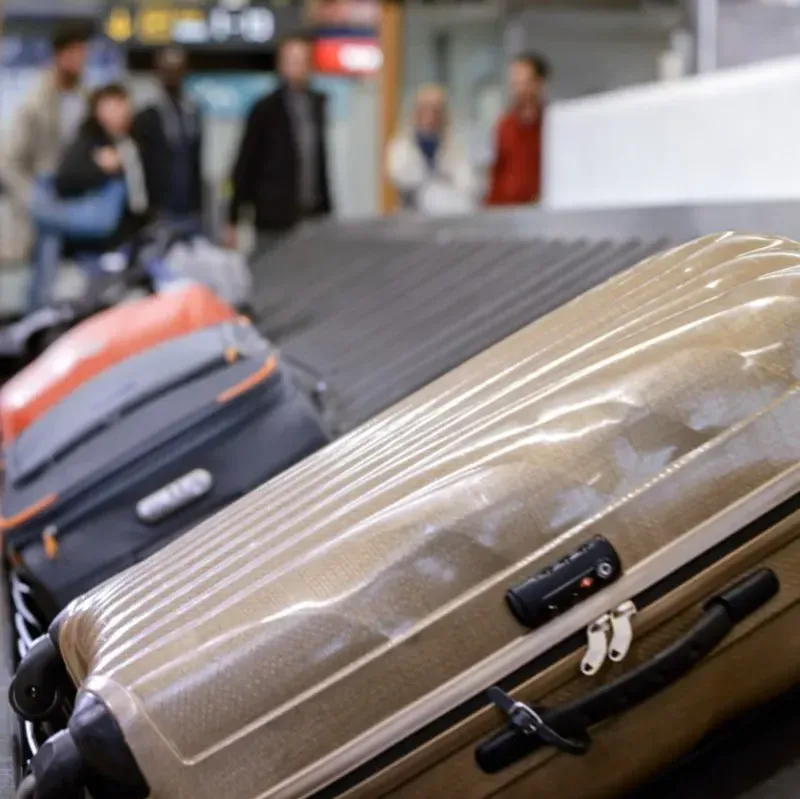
[136,468,214,524]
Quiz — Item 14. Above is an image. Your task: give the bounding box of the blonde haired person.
[386,85,479,216]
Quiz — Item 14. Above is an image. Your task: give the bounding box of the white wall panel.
[544,56,800,210]
[505,9,674,100]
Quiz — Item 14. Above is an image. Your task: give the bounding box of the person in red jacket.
[486,53,550,206]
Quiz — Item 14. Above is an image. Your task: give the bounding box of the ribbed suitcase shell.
[56,233,800,799]
[0,284,236,444]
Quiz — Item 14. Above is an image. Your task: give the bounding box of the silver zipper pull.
[580,613,611,676]
[609,601,637,663]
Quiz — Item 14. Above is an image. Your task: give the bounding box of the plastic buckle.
[487,686,591,757]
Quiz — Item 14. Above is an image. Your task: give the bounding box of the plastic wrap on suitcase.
[9,233,800,799]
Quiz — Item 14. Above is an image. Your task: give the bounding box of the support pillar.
[379,0,403,214]
[686,0,719,73]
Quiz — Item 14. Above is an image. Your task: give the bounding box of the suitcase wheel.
[22,692,150,799]
[9,635,68,723]
[21,730,85,799]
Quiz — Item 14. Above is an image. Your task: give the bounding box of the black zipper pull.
[487,687,520,723]
[487,687,591,755]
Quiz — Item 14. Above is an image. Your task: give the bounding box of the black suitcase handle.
[9,635,69,723]
[476,568,779,773]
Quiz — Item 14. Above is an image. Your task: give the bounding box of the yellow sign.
[106,7,133,42]
[138,9,173,43]
[105,6,207,45]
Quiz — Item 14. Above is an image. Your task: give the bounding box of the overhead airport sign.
[104,1,302,49]
[314,38,382,76]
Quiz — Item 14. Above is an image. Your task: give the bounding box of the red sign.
[307,0,380,29]
[314,38,382,75]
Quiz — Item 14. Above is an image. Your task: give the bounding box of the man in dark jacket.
[132,47,203,230]
[223,35,333,259]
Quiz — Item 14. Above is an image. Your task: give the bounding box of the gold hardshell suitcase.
[12,232,800,799]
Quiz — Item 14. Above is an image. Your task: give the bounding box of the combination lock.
[505,537,622,629]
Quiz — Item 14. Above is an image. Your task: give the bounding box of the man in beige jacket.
[2,24,90,261]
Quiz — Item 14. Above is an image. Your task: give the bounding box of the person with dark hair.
[223,35,333,268]
[54,83,150,253]
[486,52,550,206]
[1,22,92,260]
[132,47,204,229]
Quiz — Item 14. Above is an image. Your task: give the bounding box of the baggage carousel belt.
[259,235,668,433]
[4,208,800,795]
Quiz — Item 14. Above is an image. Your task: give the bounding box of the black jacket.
[132,98,203,217]
[229,85,332,232]
[54,122,150,252]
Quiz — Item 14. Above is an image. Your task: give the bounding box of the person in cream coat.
[386,85,479,216]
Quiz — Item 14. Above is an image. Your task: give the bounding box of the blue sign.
[1,36,124,84]
[84,38,125,87]
[1,37,51,68]
[185,74,277,119]
[185,74,353,120]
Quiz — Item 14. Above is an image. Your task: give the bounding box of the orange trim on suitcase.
[0,352,275,536]
[0,285,237,445]
[0,492,58,533]
[216,356,278,404]
[43,528,59,560]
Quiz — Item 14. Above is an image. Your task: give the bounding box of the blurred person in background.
[55,84,150,253]
[133,47,204,231]
[224,35,333,263]
[2,23,91,260]
[486,53,550,207]
[386,85,478,216]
